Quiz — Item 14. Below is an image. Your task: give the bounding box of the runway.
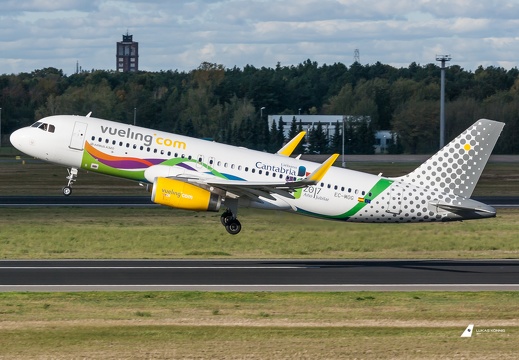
[0,196,518,207]
[1,260,518,291]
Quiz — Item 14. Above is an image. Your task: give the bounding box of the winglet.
[276,131,306,156]
[306,153,339,182]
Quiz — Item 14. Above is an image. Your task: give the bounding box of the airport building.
[116,33,139,72]
[268,114,394,154]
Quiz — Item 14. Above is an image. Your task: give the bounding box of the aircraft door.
[386,182,402,215]
[69,122,88,150]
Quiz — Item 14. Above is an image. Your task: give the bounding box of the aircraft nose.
[10,129,24,150]
[10,128,31,153]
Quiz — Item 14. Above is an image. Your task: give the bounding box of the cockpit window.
[30,122,55,133]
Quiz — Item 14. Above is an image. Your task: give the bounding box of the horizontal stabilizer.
[429,198,496,219]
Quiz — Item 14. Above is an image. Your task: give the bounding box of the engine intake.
[151,177,221,212]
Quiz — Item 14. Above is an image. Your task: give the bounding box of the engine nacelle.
[151,177,222,212]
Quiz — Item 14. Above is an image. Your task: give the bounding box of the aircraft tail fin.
[396,119,504,198]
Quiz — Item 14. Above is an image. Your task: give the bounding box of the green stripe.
[297,178,393,220]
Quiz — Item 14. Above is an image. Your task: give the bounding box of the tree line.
[1,60,518,154]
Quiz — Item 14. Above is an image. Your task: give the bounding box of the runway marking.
[0,266,300,270]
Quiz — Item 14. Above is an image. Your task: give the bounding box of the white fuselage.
[10,115,499,224]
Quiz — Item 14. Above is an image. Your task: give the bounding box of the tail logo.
[461,324,474,337]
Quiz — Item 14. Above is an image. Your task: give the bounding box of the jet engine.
[151,177,222,211]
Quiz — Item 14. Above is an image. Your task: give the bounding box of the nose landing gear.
[62,167,78,196]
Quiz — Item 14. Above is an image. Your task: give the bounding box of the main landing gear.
[220,209,242,235]
[62,167,78,196]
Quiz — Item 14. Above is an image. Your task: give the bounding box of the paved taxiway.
[1,260,518,291]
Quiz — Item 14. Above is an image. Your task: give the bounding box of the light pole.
[260,106,265,119]
[436,55,451,149]
[341,117,345,167]
[298,108,301,115]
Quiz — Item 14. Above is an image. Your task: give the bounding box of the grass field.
[0,291,518,359]
[0,207,518,259]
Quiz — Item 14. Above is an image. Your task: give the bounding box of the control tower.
[116,32,139,72]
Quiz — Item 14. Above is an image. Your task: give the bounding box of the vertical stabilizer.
[396,119,504,198]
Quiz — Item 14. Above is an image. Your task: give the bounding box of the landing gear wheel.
[62,186,72,196]
[225,219,242,235]
[220,210,233,226]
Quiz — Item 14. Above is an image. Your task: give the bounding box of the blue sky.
[2,0,519,74]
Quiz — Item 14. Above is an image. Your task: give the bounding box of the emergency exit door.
[69,122,88,150]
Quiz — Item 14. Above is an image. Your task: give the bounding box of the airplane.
[10,114,504,235]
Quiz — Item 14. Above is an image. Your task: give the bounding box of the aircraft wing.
[181,153,339,201]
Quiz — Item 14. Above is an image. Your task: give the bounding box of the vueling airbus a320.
[10,114,504,234]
